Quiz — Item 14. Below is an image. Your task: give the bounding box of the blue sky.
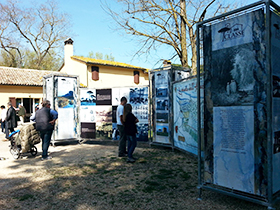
[59,0,167,69]
[24,0,280,69]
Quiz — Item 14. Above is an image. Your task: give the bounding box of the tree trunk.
[180,0,188,68]
[189,27,197,75]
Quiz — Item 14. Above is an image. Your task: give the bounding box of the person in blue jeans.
[31,100,58,160]
[123,104,139,163]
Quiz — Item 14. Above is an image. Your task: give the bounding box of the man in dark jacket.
[32,100,58,160]
[5,102,17,140]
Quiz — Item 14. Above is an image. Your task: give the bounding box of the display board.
[202,9,266,195]
[112,87,149,141]
[172,76,204,155]
[80,88,96,138]
[44,75,79,141]
[154,70,171,144]
[55,77,78,139]
[80,87,149,141]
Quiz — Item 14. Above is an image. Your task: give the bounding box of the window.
[91,66,99,81]
[134,71,140,84]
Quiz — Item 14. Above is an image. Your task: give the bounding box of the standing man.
[117,96,127,157]
[1,105,7,133]
[32,100,58,160]
[18,103,26,125]
[5,102,17,140]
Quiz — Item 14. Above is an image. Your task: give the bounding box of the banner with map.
[173,76,204,155]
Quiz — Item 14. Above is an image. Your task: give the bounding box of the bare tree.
[104,0,237,74]
[0,0,71,70]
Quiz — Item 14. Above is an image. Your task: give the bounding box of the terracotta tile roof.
[0,66,63,86]
[72,56,148,71]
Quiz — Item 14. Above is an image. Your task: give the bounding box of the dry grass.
[0,140,272,210]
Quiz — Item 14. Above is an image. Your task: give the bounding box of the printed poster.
[112,87,149,141]
[95,105,112,136]
[173,77,204,155]
[80,88,96,123]
[55,77,78,139]
[81,123,96,139]
[129,87,149,141]
[154,70,170,144]
[211,11,254,51]
[45,77,54,109]
[96,89,112,105]
[111,88,130,106]
[213,106,254,193]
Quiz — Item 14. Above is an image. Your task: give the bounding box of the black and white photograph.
[96,89,112,105]
[156,87,168,98]
[136,123,149,141]
[95,106,112,123]
[156,99,169,111]
[129,87,148,105]
[81,122,96,139]
[156,112,168,123]
[209,44,256,106]
[155,70,169,86]
[273,75,280,97]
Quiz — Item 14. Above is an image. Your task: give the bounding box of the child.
[123,104,139,163]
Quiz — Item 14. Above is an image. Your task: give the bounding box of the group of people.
[1,100,58,161]
[1,97,138,162]
[117,96,139,163]
[1,103,26,136]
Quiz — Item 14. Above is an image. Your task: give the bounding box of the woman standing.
[123,104,139,163]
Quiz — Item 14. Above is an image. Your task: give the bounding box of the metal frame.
[196,0,279,208]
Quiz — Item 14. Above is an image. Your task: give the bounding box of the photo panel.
[96,89,112,105]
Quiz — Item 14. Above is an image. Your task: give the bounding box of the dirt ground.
[0,130,276,210]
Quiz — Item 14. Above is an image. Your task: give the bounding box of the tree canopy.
[87,51,115,61]
[104,0,239,74]
[0,0,71,70]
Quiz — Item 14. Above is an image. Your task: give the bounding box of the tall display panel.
[196,1,280,208]
[43,74,79,144]
[149,66,190,146]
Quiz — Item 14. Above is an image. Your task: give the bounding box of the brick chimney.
[64,38,74,70]
[163,60,171,66]
[163,60,171,70]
